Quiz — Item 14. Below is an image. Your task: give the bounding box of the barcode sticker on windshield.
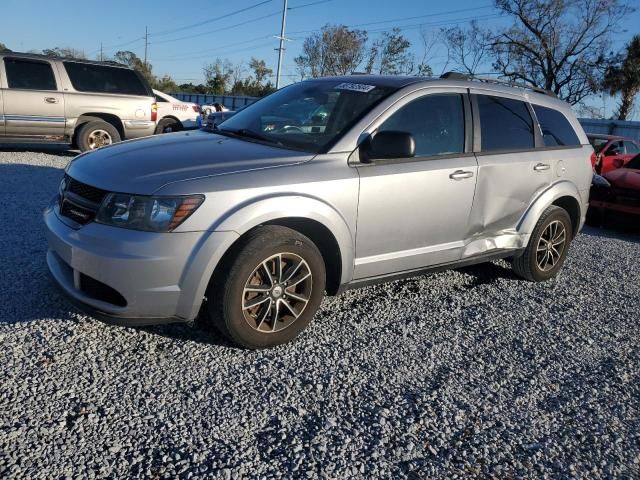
[334,82,376,93]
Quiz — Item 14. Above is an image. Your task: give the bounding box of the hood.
[604,167,640,191]
[66,130,311,195]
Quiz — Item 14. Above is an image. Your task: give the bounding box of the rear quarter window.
[63,62,149,96]
[532,104,580,147]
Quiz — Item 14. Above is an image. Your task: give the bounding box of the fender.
[177,194,356,321]
[215,193,355,283]
[518,180,584,235]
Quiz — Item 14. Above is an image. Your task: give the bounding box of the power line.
[152,0,273,37]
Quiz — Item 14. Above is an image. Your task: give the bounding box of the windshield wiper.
[218,128,283,146]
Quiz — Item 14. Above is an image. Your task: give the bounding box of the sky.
[2,0,639,116]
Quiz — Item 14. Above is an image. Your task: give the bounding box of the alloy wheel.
[536,220,567,272]
[242,253,313,333]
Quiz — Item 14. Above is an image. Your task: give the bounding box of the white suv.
[153,90,201,134]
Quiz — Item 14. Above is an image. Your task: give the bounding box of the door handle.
[533,163,551,171]
[449,170,474,180]
[44,97,59,104]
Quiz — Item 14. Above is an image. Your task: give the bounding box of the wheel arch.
[518,181,585,238]
[74,113,124,140]
[178,196,355,321]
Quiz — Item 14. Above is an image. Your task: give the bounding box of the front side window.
[217,80,396,153]
[63,62,149,96]
[4,58,57,90]
[532,104,580,147]
[477,95,534,152]
[605,141,623,156]
[378,94,465,157]
[589,137,609,153]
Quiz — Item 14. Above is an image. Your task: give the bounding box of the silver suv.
[0,53,156,151]
[45,75,593,348]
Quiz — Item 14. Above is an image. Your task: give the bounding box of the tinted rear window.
[4,58,57,90]
[532,104,580,147]
[63,62,149,96]
[477,95,534,151]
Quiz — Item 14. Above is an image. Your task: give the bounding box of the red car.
[589,153,640,224]
[588,133,640,174]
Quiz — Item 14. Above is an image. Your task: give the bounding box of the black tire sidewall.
[77,120,121,152]
[155,118,181,134]
[526,208,573,281]
[217,228,326,348]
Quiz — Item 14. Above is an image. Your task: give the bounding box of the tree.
[603,35,640,120]
[491,0,631,105]
[113,50,155,85]
[294,24,368,78]
[441,21,492,75]
[203,58,233,94]
[366,29,417,75]
[249,58,272,84]
[41,47,86,59]
[0,42,11,53]
[154,74,179,93]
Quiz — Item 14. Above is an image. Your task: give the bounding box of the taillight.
[151,103,158,122]
[192,105,200,113]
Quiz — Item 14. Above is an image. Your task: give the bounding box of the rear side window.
[155,94,169,103]
[476,95,534,151]
[63,62,149,96]
[4,58,57,90]
[378,94,465,157]
[532,104,580,147]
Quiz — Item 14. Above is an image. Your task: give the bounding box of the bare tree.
[491,0,631,105]
[294,25,368,78]
[440,21,492,75]
[366,29,417,75]
[603,34,640,120]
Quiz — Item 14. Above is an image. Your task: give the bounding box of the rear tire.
[205,226,326,349]
[76,120,121,152]
[155,118,182,134]
[512,206,573,282]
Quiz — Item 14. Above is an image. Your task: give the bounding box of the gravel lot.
[0,146,639,479]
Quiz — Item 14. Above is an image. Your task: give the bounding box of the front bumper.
[45,201,238,325]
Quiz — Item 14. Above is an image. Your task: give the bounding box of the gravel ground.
[0,146,639,479]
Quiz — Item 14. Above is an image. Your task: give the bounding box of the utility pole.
[275,0,288,90]
[144,26,149,67]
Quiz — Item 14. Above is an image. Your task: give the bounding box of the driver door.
[353,89,478,279]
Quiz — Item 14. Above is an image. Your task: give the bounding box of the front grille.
[66,175,107,204]
[59,175,108,226]
[60,200,95,225]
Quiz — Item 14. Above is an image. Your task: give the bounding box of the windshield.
[216,80,396,153]
[589,136,611,153]
[625,153,640,169]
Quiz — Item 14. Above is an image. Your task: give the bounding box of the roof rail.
[440,71,556,97]
[3,51,128,68]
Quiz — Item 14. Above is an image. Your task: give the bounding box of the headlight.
[96,194,204,232]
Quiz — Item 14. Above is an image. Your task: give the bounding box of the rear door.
[3,57,65,137]
[467,92,551,238]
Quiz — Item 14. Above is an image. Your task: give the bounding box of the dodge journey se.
[45,74,593,348]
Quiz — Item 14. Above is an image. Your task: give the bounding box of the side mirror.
[360,131,416,163]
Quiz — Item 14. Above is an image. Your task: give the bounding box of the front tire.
[512,206,573,282]
[76,120,121,152]
[206,226,326,349]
